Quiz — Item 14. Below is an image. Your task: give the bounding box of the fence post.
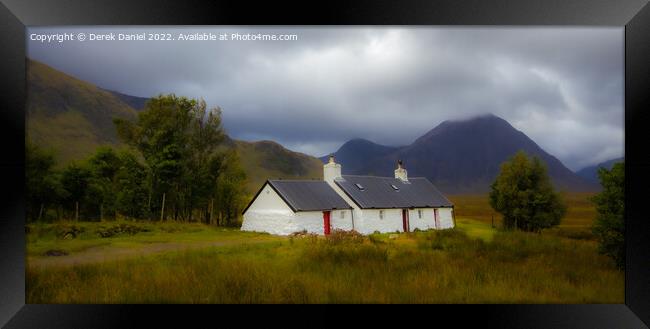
[160,193,166,221]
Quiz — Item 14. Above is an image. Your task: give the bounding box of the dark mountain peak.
[416,113,517,145]
[322,138,398,172]
[338,138,389,150]
[343,137,374,145]
[327,113,597,193]
[447,113,513,129]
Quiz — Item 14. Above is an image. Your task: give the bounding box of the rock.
[389,234,398,240]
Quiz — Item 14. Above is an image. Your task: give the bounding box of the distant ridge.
[26,58,323,194]
[326,114,599,194]
[576,157,624,184]
[25,59,600,195]
[103,89,149,111]
[319,138,400,175]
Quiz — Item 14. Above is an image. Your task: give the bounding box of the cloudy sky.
[27,27,623,171]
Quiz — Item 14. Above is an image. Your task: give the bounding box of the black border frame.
[1,1,649,328]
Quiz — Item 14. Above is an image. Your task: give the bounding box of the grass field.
[447,192,598,227]
[26,192,622,304]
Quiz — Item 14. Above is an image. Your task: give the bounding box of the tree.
[591,162,624,270]
[60,163,92,221]
[86,147,122,220]
[114,94,231,223]
[114,149,149,219]
[25,141,62,221]
[213,150,247,226]
[489,151,566,232]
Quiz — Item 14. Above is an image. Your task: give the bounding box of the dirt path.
[28,239,276,268]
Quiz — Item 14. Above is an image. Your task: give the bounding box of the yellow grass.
[448,192,598,228]
[25,191,622,304]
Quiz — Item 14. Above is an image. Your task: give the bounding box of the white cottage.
[241,156,455,235]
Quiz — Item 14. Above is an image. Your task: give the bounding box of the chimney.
[394,159,408,181]
[324,154,342,184]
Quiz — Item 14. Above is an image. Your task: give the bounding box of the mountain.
[327,114,599,194]
[576,157,624,184]
[319,138,399,175]
[236,140,323,193]
[103,89,149,111]
[26,59,138,165]
[26,59,323,194]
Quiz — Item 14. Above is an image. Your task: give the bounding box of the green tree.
[591,162,625,270]
[25,141,62,221]
[60,163,92,221]
[489,151,566,232]
[214,150,247,227]
[86,147,122,220]
[114,150,149,219]
[114,94,231,223]
[114,95,198,220]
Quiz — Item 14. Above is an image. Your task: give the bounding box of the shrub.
[545,227,595,241]
[299,230,387,268]
[57,225,85,240]
[302,242,388,267]
[418,229,470,252]
[368,234,385,245]
[95,223,150,238]
[325,229,364,245]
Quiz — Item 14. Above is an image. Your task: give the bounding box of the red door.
[402,209,409,232]
[323,211,331,235]
[434,208,440,229]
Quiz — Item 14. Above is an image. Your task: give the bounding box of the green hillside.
[234,140,323,194]
[26,58,324,194]
[26,59,137,165]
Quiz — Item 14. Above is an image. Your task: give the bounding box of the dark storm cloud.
[27,27,623,170]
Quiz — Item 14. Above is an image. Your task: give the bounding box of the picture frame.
[1,0,648,327]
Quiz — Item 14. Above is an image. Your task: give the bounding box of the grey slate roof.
[335,175,453,209]
[246,180,353,212]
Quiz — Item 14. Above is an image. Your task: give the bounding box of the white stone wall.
[330,209,354,231]
[438,208,455,229]
[242,183,305,235]
[243,209,356,236]
[355,209,404,234]
[293,211,326,234]
[242,181,455,235]
[241,210,300,235]
[354,207,454,233]
[408,208,436,231]
[246,183,293,213]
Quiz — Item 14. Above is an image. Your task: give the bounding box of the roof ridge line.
[268,179,324,182]
[340,175,427,179]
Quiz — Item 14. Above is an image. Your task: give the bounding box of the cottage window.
[418,210,422,219]
[341,211,345,219]
[379,210,384,219]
